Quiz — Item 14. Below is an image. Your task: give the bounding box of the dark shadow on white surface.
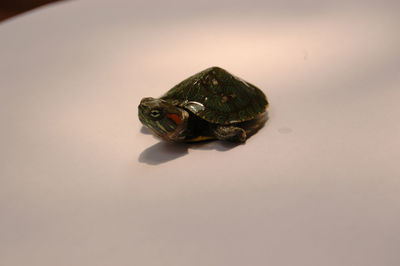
[138,141,240,165]
[138,142,189,165]
[138,113,269,165]
[140,126,152,135]
[139,141,240,165]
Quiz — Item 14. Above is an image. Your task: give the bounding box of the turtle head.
[138,97,189,142]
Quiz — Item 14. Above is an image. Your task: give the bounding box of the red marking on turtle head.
[167,113,182,125]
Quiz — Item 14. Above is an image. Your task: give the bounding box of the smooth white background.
[1,0,399,265]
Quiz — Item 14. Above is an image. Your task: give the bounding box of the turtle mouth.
[138,98,190,142]
[138,105,172,139]
[138,105,147,124]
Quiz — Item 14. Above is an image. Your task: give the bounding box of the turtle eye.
[150,109,161,118]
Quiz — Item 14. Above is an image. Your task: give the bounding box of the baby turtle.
[138,66,268,142]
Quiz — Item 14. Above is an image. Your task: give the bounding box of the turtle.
[138,66,268,143]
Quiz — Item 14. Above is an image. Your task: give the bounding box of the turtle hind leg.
[212,113,268,143]
[241,113,268,139]
[212,125,247,142]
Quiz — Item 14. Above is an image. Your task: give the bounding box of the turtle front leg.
[212,125,247,142]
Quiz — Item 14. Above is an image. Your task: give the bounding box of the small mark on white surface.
[303,49,309,60]
[278,127,293,134]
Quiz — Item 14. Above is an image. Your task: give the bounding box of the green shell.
[161,67,268,125]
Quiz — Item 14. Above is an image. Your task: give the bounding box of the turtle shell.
[161,66,268,125]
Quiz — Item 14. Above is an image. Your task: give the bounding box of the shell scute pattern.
[162,67,268,125]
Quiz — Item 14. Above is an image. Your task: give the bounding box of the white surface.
[1,0,400,265]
